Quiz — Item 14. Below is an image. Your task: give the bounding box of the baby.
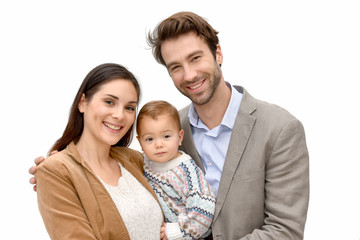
[136,100,216,240]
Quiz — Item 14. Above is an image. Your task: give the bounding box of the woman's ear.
[78,93,86,113]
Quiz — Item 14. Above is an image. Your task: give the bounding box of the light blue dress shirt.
[188,83,243,196]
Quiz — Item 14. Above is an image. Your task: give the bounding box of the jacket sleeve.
[168,160,216,239]
[240,119,310,240]
[36,160,97,240]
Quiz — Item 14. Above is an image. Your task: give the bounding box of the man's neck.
[194,80,231,130]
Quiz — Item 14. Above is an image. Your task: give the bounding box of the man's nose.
[183,65,197,82]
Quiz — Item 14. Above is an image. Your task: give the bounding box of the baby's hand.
[160,222,168,240]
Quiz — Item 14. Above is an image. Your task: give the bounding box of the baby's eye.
[145,137,153,142]
[164,135,171,139]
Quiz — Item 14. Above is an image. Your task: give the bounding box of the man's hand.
[28,151,58,191]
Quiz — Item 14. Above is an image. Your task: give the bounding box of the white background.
[1,0,359,239]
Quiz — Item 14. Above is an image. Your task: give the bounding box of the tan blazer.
[179,86,309,240]
[36,142,161,240]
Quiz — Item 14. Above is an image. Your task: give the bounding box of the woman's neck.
[76,134,121,186]
[75,133,112,167]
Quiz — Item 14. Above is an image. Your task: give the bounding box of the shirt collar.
[188,82,243,130]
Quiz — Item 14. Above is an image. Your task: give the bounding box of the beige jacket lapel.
[214,87,257,221]
[179,105,205,172]
[179,87,257,222]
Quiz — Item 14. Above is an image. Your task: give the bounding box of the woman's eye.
[126,106,135,111]
[105,100,114,105]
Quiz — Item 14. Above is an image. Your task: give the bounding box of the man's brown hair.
[147,11,219,66]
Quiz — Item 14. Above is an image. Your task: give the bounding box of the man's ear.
[216,44,223,66]
[78,93,86,113]
[178,129,185,146]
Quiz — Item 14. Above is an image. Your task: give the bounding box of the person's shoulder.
[180,151,194,164]
[37,148,74,174]
[242,87,299,124]
[179,152,203,172]
[111,146,142,159]
[178,104,191,117]
[257,98,295,119]
[111,146,144,168]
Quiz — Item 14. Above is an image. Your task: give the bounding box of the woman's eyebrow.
[105,94,119,100]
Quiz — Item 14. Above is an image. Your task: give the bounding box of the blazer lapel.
[213,87,257,221]
[179,87,257,222]
[179,106,206,172]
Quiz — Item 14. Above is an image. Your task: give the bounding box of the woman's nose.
[112,107,124,120]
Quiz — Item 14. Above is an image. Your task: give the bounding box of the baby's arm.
[166,159,216,239]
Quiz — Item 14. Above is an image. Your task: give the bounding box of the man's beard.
[178,64,222,105]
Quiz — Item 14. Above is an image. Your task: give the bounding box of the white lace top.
[100,163,163,239]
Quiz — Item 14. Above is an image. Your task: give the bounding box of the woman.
[35,63,165,239]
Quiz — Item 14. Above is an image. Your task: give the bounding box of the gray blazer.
[179,86,309,240]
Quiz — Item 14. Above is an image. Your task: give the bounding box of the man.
[30,11,309,240]
[147,12,309,240]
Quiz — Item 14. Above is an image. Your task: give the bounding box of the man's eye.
[192,56,200,61]
[170,65,180,72]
